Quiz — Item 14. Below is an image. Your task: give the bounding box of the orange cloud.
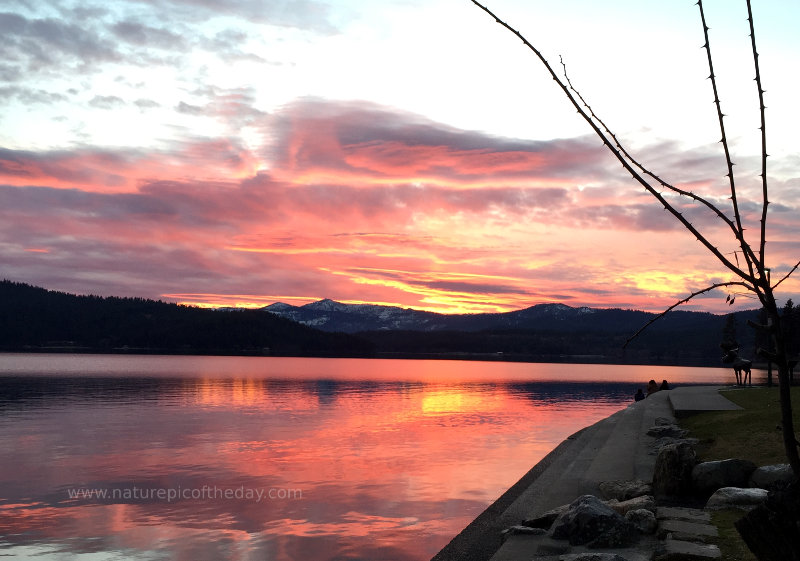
[3,98,798,313]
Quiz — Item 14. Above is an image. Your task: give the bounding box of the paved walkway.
[431,385,740,561]
[669,385,742,418]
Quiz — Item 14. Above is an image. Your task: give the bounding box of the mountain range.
[264,298,724,334]
[2,280,772,366]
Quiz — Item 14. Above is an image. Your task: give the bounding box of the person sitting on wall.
[634,388,645,401]
[659,379,670,391]
[646,379,659,396]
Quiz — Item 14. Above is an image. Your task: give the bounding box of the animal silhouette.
[722,348,752,386]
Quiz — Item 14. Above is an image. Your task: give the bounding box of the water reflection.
[0,356,737,561]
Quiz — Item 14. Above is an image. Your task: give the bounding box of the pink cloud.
[0,139,259,193]
[3,98,799,313]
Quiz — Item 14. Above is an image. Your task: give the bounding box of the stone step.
[656,507,710,523]
[657,519,718,543]
[657,538,721,560]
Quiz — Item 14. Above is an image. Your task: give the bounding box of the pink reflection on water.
[0,356,740,560]
[0,353,741,383]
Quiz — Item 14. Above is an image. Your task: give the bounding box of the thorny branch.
[469,0,753,285]
[557,56,747,246]
[468,0,800,480]
[746,0,770,267]
[773,260,800,291]
[623,281,753,349]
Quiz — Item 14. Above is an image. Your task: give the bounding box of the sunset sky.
[2,0,799,314]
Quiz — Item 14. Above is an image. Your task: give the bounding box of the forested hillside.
[0,281,372,356]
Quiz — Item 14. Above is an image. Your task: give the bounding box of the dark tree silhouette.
[468,0,800,479]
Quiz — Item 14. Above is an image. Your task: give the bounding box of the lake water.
[0,354,748,561]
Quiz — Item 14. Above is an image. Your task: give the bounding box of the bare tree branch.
[773,260,800,290]
[623,281,753,348]
[469,0,755,285]
[558,57,747,246]
[746,0,770,266]
[467,0,800,478]
[697,0,755,277]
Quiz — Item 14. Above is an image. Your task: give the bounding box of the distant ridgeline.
[0,281,371,357]
[0,280,777,366]
[264,298,763,366]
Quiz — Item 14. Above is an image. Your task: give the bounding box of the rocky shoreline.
[431,387,792,561]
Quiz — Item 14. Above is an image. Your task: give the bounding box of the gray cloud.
[89,95,125,109]
[0,12,120,73]
[134,98,161,109]
[112,20,185,50]
[176,101,204,115]
[184,86,268,127]
[0,86,69,104]
[140,0,341,33]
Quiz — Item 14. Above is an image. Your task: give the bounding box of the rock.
[654,416,675,426]
[501,525,546,536]
[647,424,689,438]
[625,508,657,534]
[522,504,568,529]
[692,459,757,495]
[606,495,656,515]
[650,436,699,455]
[749,464,794,490]
[550,495,636,547]
[653,441,697,498]
[705,487,768,510]
[598,479,652,501]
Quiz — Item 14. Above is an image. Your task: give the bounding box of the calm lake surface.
[0,354,750,561]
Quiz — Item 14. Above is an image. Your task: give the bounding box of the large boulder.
[550,495,636,548]
[749,464,794,490]
[692,459,757,495]
[705,487,768,510]
[653,441,697,498]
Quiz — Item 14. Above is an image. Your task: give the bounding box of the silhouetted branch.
[558,56,746,245]
[773,260,800,290]
[746,0,770,266]
[697,0,752,273]
[624,281,753,348]
[467,0,800,476]
[469,0,754,284]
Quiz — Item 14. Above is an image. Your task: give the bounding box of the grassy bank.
[678,386,800,561]
[681,386,800,465]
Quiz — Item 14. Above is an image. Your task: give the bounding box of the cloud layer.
[3,96,798,313]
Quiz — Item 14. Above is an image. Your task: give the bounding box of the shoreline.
[431,386,741,561]
[0,348,730,368]
[431,424,591,561]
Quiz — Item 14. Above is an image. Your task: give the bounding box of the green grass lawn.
[680,386,800,465]
[678,386,800,561]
